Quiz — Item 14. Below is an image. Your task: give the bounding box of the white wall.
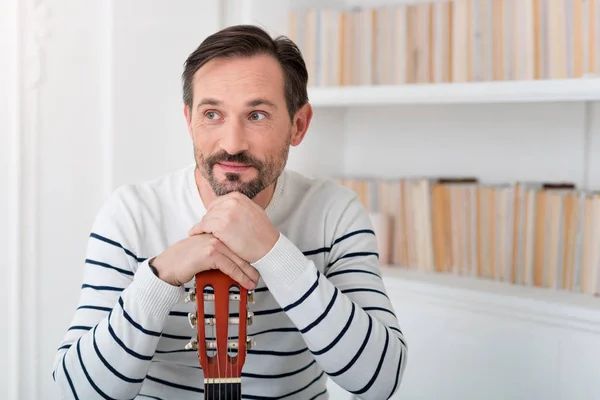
[0,0,18,399]
[1,0,221,399]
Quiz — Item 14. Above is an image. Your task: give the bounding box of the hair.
[182,24,309,120]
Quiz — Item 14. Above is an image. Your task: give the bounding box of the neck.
[204,379,242,400]
[195,167,276,210]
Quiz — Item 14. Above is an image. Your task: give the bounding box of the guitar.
[185,270,255,399]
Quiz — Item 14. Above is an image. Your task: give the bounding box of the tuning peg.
[188,312,197,328]
[246,336,255,350]
[185,288,196,303]
[247,290,255,304]
[247,311,254,326]
[185,338,198,351]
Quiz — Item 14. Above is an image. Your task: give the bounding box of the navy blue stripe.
[107,315,153,361]
[387,344,404,399]
[364,306,396,318]
[76,337,121,400]
[138,395,164,400]
[92,326,144,384]
[389,326,403,336]
[242,359,316,379]
[302,229,376,256]
[243,370,325,399]
[248,347,308,356]
[333,229,375,245]
[77,305,112,312]
[300,288,338,334]
[160,332,191,340]
[58,344,72,351]
[169,308,281,318]
[90,233,146,262]
[155,349,196,354]
[327,252,379,268]
[328,314,373,377]
[62,352,79,399]
[118,297,161,336]
[252,327,298,336]
[326,269,381,279]
[82,284,124,292]
[254,307,282,316]
[351,326,390,395]
[68,325,92,332]
[160,327,298,342]
[86,259,134,276]
[283,270,320,312]
[145,374,203,393]
[311,301,355,356]
[308,389,328,400]
[388,327,406,348]
[303,247,330,256]
[341,287,389,299]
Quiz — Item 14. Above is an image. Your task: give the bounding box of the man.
[52,24,407,399]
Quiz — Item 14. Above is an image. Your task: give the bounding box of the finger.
[205,192,247,212]
[216,241,260,284]
[189,213,222,236]
[210,249,257,290]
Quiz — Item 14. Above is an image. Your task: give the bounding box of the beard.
[195,140,290,199]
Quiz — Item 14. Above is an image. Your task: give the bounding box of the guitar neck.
[204,381,242,400]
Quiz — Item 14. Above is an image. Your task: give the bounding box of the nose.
[219,119,249,155]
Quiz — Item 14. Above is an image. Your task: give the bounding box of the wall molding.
[9,0,53,398]
[7,0,22,398]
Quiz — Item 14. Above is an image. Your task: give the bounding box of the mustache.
[206,151,262,168]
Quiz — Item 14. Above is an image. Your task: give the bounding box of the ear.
[184,104,193,136]
[290,103,313,147]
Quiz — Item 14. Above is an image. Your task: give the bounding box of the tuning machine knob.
[185,338,198,351]
[246,336,255,351]
[185,288,196,303]
[247,311,254,326]
[188,312,197,328]
[247,290,255,304]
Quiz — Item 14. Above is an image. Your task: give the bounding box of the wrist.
[253,228,281,263]
[252,233,311,288]
[148,255,180,287]
[127,259,186,317]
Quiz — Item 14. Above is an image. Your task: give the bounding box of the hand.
[188,192,280,263]
[150,233,259,290]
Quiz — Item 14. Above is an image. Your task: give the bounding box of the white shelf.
[380,266,600,333]
[308,77,600,106]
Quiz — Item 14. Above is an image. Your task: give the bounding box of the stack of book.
[336,176,600,297]
[288,0,600,87]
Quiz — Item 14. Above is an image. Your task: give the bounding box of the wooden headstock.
[184,270,255,399]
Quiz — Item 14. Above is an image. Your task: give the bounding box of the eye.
[249,112,266,121]
[205,111,220,120]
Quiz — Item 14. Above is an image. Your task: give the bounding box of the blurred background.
[2,0,600,399]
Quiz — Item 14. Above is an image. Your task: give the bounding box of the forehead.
[192,54,285,106]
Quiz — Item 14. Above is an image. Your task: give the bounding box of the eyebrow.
[196,98,277,109]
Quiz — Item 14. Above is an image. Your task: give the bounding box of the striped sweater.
[52,164,408,399]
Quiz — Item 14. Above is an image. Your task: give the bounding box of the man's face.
[185,54,306,199]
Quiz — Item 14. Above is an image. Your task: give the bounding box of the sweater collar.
[185,163,286,220]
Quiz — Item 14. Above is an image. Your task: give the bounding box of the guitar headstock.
[184,270,255,394]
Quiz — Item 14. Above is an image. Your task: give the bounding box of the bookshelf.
[308,78,600,106]
[222,1,600,397]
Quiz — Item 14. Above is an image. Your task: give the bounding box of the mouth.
[216,162,253,173]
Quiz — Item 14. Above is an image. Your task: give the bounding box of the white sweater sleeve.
[51,187,185,399]
[252,194,408,400]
